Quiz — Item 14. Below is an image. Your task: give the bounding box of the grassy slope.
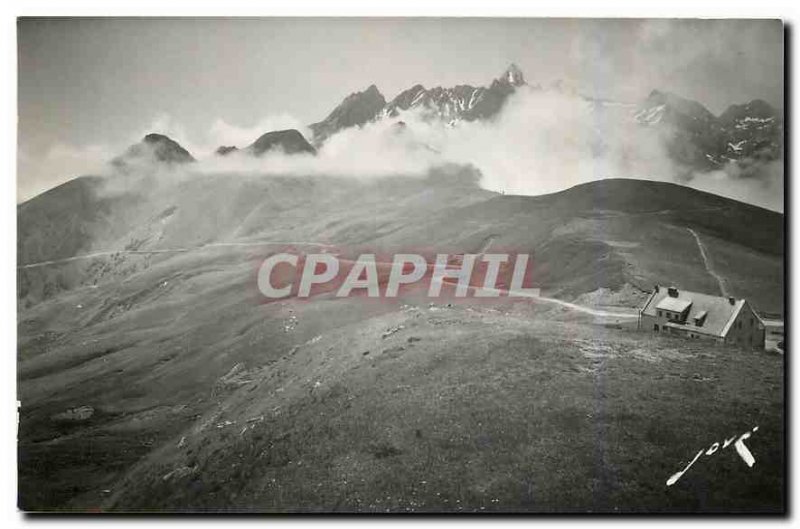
[696,231,785,315]
[17,174,785,511]
[18,174,784,311]
[17,247,784,511]
[101,306,784,513]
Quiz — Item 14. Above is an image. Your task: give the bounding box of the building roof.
[641,286,745,337]
[655,297,693,313]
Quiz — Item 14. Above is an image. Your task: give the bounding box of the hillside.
[18,282,784,511]
[18,172,784,313]
[16,168,785,511]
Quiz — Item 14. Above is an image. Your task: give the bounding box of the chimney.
[654,285,659,293]
[728,296,736,305]
[667,286,678,298]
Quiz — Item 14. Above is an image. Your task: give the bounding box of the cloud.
[192,88,673,192]
[194,88,675,197]
[17,143,113,202]
[196,113,439,178]
[685,160,784,213]
[18,89,783,213]
[429,90,671,195]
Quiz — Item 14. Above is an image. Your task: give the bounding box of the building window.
[654,324,659,332]
[658,311,662,317]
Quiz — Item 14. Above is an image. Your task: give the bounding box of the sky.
[17,17,783,201]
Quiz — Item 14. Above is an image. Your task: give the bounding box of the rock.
[51,405,94,422]
[381,325,405,339]
[162,465,197,481]
[220,363,245,381]
[213,363,252,394]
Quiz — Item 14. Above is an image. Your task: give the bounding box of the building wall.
[641,313,661,333]
[723,301,766,349]
[641,312,719,343]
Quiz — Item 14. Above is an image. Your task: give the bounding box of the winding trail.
[687,228,729,297]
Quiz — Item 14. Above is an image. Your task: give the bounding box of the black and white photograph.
[13,13,786,514]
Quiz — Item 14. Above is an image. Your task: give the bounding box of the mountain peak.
[309,85,387,144]
[143,132,176,145]
[246,129,316,157]
[643,90,715,120]
[112,132,195,169]
[644,89,677,107]
[342,84,385,105]
[719,99,777,123]
[501,63,525,86]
